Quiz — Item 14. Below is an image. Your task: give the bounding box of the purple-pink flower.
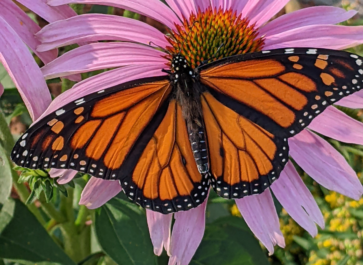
[17,0,363,264]
[0,0,78,120]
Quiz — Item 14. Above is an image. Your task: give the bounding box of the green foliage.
[94,197,156,265]
[0,146,13,208]
[0,199,76,264]
[15,167,73,203]
[191,216,270,265]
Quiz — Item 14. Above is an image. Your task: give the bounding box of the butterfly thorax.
[171,55,209,174]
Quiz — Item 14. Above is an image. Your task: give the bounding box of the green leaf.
[191,216,269,265]
[94,197,156,265]
[336,255,350,265]
[0,64,15,89]
[5,104,26,124]
[0,146,13,208]
[292,236,313,250]
[0,199,76,264]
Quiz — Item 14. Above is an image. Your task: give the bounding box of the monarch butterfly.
[11,48,363,214]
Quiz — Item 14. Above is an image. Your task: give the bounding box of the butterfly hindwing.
[119,100,209,213]
[198,48,363,197]
[201,91,289,198]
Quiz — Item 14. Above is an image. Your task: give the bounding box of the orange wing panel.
[71,120,101,149]
[201,92,278,186]
[104,85,171,169]
[201,59,286,78]
[92,80,170,118]
[86,113,125,160]
[126,99,206,212]
[255,78,307,110]
[201,78,296,128]
[279,72,317,92]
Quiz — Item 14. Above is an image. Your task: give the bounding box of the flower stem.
[75,205,89,232]
[39,193,66,223]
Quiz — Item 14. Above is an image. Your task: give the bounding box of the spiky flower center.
[166,7,265,69]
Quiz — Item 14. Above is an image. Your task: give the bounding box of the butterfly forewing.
[12,77,171,179]
[198,48,363,198]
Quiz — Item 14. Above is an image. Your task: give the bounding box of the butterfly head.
[171,54,196,83]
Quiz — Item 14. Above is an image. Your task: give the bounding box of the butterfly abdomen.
[188,125,209,174]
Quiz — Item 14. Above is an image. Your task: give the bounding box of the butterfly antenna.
[201,43,225,65]
[148,41,171,55]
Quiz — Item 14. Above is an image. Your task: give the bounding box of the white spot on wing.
[56,109,66,116]
[306,49,317,54]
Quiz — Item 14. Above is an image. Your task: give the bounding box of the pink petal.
[232,0,249,14]
[165,0,196,20]
[242,0,289,28]
[0,83,4,97]
[236,189,285,255]
[335,90,363,109]
[264,25,363,50]
[271,162,324,236]
[37,14,168,52]
[47,0,179,29]
[309,106,363,146]
[41,42,168,79]
[0,18,51,121]
[289,130,363,200]
[222,0,233,10]
[0,0,57,64]
[210,0,222,9]
[260,6,357,37]
[16,0,77,22]
[164,0,184,21]
[194,0,211,12]
[49,168,78,184]
[35,65,166,123]
[168,198,208,265]
[79,177,122,209]
[146,210,172,256]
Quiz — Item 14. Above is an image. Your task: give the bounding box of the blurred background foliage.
[1,0,363,265]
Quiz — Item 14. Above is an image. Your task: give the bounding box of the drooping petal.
[242,0,290,28]
[35,65,166,123]
[0,18,51,121]
[271,162,324,236]
[260,6,357,37]
[0,0,57,64]
[49,168,78,184]
[168,198,208,265]
[16,0,77,22]
[309,106,363,146]
[235,189,285,255]
[146,210,172,256]
[79,177,122,209]
[47,0,179,29]
[264,25,363,50]
[289,129,363,200]
[41,42,168,79]
[335,90,363,109]
[37,14,169,52]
